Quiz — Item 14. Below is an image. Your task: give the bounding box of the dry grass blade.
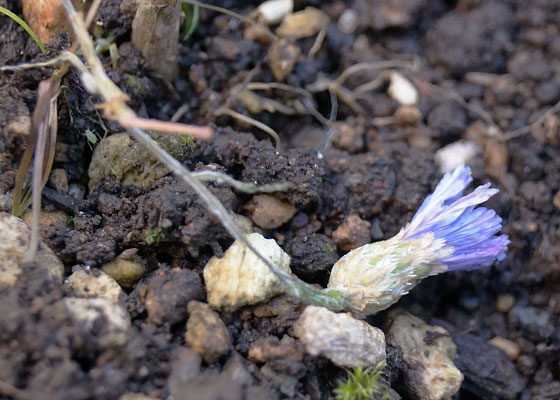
[12,80,59,222]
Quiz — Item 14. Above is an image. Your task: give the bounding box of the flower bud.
[327,165,509,316]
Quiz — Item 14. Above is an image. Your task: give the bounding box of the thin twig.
[503,99,560,140]
[215,107,281,150]
[118,114,212,139]
[191,170,291,193]
[308,27,326,59]
[336,59,415,86]
[428,82,503,138]
[0,53,70,71]
[245,82,335,131]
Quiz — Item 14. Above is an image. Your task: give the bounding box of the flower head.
[327,165,509,316]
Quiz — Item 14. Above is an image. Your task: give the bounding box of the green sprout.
[334,361,390,400]
[182,3,200,41]
[0,6,46,54]
[145,229,164,245]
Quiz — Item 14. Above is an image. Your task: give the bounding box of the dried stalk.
[215,107,282,151]
[12,80,59,222]
[191,170,291,193]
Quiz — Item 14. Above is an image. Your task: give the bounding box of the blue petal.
[400,164,508,271]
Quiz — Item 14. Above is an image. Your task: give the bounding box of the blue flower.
[400,165,509,271]
[327,165,509,315]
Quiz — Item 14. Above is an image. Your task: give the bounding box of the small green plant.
[182,2,200,41]
[0,6,46,53]
[334,361,390,400]
[145,229,165,245]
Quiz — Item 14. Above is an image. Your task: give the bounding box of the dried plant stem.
[308,27,326,59]
[215,107,281,150]
[118,114,212,138]
[191,170,291,193]
[245,82,335,131]
[503,99,560,140]
[27,102,48,261]
[335,59,416,86]
[428,82,503,138]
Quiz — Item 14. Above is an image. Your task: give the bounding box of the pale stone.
[387,311,463,400]
[63,297,131,350]
[276,7,330,39]
[185,301,231,363]
[293,305,386,368]
[488,337,521,360]
[388,71,418,106]
[101,249,147,288]
[203,233,291,311]
[0,212,64,288]
[246,194,297,229]
[66,268,125,304]
[496,293,516,313]
[435,141,482,174]
[257,0,293,24]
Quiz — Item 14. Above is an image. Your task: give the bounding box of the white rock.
[63,297,131,350]
[203,233,291,312]
[257,0,293,24]
[66,268,125,304]
[435,141,481,173]
[337,9,359,34]
[387,311,463,400]
[293,305,386,368]
[388,71,418,106]
[0,211,64,288]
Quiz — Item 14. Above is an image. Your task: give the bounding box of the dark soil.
[1,0,560,399]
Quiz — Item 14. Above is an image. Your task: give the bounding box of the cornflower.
[326,165,509,316]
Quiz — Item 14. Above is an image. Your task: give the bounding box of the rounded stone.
[293,305,386,368]
[66,268,125,304]
[185,301,231,364]
[203,233,291,312]
[0,212,64,288]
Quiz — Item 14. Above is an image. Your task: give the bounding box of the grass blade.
[0,6,46,54]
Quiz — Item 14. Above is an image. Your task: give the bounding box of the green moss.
[149,131,197,162]
[334,361,390,400]
[325,243,335,252]
[145,229,164,245]
[126,74,144,91]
